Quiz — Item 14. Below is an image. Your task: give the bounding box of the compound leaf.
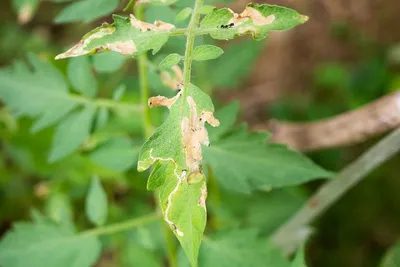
[0,55,77,133]
[56,15,176,59]
[203,104,332,194]
[55,0,119,24]
[200,4,308,41]
[0,220,101,267]
[138,84,219,266]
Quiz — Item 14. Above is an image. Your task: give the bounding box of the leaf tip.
[300,15,309,23]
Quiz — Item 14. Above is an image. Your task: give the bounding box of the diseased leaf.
[89,137,139,172]
[200,4,308,40]
[193,45,223,61]
[138,84,219,266]
[68,56,98,98]
[159,53,182,69]
[204,105,332,194]
[0,220,101,267]
[55,0,119,24]
[56,15,175,59]
[380,241,400,267]
[176,7,192,22]
[49,105,96,162]
[86,176,108,226]
[12,0,40,24]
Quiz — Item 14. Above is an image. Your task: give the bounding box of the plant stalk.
[182,0,204,90]
[135,5,153,139]
[272,127,400,254]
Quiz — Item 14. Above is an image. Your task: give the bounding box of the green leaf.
[204,106,332,193]
[68,57,98,98]
[49,105,96,162]
[138,84,219,266]
[193,45,223,61]
[159,53,182,69]
[207,101,239,141]
[0,55,78,133]
[200,3,308,40]
[176,7,192,22]
[94,107,109,130]
[56,15,176,59]
[120,243,161,267]
[198,5,215,15]
[182,229,290,267]
[291,246,307,267]
[12,0,40,24]
[210,40,264,88]
[45,193,74,225]
[54,0,119,24]
[92,52,127,73]
[380,241,400,267]
[112,84,126,101]
[0,220,101,267]
[86,176,108,226]
[89,137,139,172]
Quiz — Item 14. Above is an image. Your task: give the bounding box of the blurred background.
[1,0,400,266]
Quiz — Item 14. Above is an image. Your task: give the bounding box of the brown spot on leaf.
[198,183,207,209]
[105,40,137,55]
[161,65,183,90]
[240,7,276,26]
[55,27,115,59]
[182,96,219,176]
[148,91,182,109]
[227,6,276,27]
[130,15,175,32]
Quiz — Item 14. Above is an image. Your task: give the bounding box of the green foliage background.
[1,0,400,267]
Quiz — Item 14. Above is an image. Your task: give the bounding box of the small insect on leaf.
[159,53,182,69]
[193,45,224,61]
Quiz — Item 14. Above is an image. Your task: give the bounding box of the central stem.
[135,5,152,139]
[182,0,204,92]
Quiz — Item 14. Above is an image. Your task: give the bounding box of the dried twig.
[255,90,400,151]
[271,127,400,254]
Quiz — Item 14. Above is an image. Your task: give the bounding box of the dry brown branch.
[254,90,400,151]
[272,127,400,254]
